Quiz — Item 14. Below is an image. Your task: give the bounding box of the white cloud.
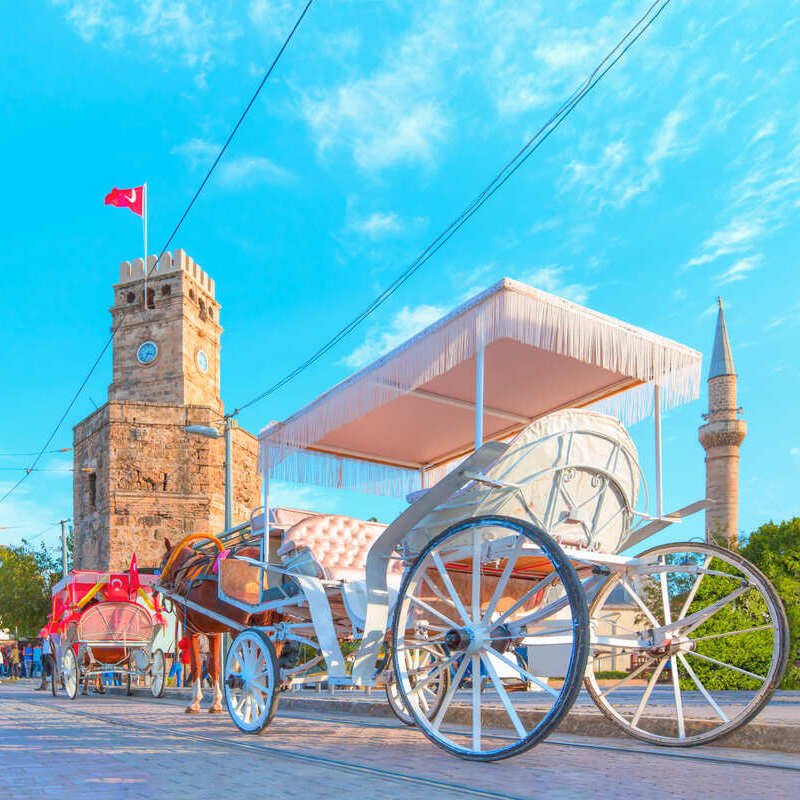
[715,255,762,285]
[751,119,777,145]
[171,139,294,188]
[563,106,692,209]
[766,303,800,331]
[349,211,404,240]
[217,156,294,188]
[685,215,765,268]
[342,304,445,369]
[299,5,458,172]
[517,266,592,305]
[53,1,238,79]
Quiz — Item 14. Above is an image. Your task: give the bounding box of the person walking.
[23,642,33,679]
[37,638,53,691]
[0,647,5,683]
[32,642,42,679]
[9,644,20,679]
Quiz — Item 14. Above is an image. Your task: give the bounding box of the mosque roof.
[709,297,736,378]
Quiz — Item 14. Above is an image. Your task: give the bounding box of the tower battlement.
[117,249,215,297]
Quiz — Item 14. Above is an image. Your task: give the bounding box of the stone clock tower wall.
[73,250,262,571]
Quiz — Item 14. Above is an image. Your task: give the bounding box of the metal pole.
[475,345,485,449]
[224,416,233,531]
[60,519,69,578]
[143,182,149,309]
[654,384,663,518]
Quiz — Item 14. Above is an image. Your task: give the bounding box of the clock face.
[136,340,158,365]
[196,349,209,374]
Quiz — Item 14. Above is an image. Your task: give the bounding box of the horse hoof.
[185,707,200,714]
[209,706,223,714]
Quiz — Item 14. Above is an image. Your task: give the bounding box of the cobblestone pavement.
[1,682,798,799]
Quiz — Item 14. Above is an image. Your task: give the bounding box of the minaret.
[698,298,747,548]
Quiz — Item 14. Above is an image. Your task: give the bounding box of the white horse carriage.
[158,278,788,761]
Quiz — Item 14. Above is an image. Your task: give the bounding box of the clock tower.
[72,250,261,571]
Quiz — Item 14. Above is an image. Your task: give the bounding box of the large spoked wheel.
[385,643,450,726]
[585,542,789,747]
[62,648,79,700]
[224,628,280,734]
[150,649,166,698]
[392,515,589,761]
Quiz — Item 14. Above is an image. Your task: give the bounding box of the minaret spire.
[709,297,736,378]
[698,298,747,549]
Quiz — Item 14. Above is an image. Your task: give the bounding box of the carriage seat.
[278,514,404,583]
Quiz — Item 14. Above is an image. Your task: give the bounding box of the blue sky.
[1,0,799,552]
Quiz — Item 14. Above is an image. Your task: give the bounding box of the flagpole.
[143,182,148,309]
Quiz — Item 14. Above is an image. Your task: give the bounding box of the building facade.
[73,250,261,571]
[698,298,746,549]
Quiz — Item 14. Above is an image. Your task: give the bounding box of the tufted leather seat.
[278,514,404,583]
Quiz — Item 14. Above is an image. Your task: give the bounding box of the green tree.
[0,541,61,637]
[741,518,800,689]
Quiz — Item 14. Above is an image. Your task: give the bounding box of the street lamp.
[185,417,234,531]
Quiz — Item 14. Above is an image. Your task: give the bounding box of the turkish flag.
[104,185,143,216]
[128,552,141,594]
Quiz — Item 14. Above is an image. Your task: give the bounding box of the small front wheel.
[62,648,79,700]
[224,629,279,734]
[150,649,166,698]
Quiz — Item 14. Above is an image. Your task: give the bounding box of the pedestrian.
[167,650,182,687]
[9,644,20,679]
[32,642,43,678]
[199,634,211,688]
[23,642,33,678]
[178,635,192,685]
[37,637,53,691]
[0,647,4,682]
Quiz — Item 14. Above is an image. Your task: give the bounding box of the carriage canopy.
[259,278,701,498]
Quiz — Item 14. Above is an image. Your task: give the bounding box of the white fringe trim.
[261,279,702,481]
[266,445,421,498]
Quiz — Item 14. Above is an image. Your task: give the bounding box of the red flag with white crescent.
[104,185,144,216]
[128,553,141,594]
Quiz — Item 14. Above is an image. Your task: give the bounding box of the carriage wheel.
[224,629,279,734]
[125,669,134,696]
[585,542,789,746]
[385,643,450,726]
[62,648,79,700]
[150,649,166,698]
[392,515,589,761]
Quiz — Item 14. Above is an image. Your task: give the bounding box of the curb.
[163,688,800,754]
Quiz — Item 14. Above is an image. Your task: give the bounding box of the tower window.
[199,300,207,321]
[87,472,97,511]
[147,288,155,309]
[161,283,171,297]
[126,291,135,304]
[189,288,196,301]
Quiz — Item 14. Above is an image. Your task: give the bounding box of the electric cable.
[0,0,315,507]
[234,0,673,415]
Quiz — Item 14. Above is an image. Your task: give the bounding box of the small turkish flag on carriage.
[104,185,144,216]
[128,553,141,595]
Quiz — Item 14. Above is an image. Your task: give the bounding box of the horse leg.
[208,634,223,713]
[185,635,203,714]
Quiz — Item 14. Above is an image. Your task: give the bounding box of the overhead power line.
[234,0,673,415]
[0,0,315,509]
[0,448,71,457]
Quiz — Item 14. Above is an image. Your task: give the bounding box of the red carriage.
[45,560,168,699]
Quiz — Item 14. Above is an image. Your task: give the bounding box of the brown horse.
[160,538,281,714]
